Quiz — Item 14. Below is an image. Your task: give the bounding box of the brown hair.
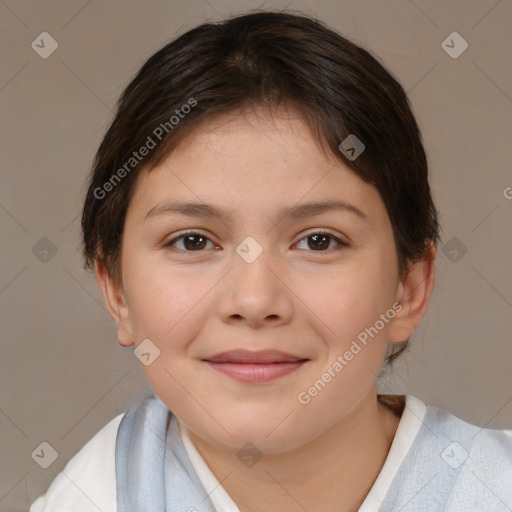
[80,10,439,368]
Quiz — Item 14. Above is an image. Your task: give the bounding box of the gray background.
[1,0,511,510]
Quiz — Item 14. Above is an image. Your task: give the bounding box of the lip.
[203,349,309,383]
[204,349,305,364]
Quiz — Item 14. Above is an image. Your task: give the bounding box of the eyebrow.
[144,199,369,225]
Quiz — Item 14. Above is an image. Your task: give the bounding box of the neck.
[184,388,404,512]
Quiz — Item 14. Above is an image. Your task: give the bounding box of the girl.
[31,10,512,512]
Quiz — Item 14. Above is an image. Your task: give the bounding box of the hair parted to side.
[80,10,439,369]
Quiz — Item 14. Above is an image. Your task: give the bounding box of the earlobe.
[388,243,436,343]
[94,259,135,347]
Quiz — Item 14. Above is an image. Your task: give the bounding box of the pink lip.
[203,349,309,383]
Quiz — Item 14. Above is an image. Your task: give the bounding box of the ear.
[388,241,436,343]
[94,259,134,347]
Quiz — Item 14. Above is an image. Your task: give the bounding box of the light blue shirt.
[115,392,512,511]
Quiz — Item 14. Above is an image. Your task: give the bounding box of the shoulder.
[424,403,512,456]
[423,403,512,509]
[29,411,126,512]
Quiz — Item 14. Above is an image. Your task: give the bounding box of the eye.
[294,231,348,252]
[164,231,217,252]
[163,230,348,253]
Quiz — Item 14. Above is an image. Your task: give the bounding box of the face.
[113,108,404,453]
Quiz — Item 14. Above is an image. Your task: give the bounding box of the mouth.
[202,349,309,383]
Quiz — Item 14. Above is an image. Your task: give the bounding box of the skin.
[96,107,436,512]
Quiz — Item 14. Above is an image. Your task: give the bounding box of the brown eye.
[307,234,330,250]
[295,231,347,252]
[165,232,215,251]
[182,234,208,250]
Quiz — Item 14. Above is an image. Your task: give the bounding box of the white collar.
[178,420,241,511]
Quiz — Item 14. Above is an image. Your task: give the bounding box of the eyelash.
[163,230,348,254]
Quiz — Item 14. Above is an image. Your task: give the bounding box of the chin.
[201,414,307,454]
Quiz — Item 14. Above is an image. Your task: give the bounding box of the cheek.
[122,259,211,410]
[314,258,396,345]
[295,262,394,417]
[122,249,209,344]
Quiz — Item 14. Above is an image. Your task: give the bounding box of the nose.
[216,243,293,329]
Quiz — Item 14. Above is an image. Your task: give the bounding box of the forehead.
[126,109,388,227]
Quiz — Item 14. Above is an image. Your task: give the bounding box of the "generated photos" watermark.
[93,97,197,200]
[298,302,402,405]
